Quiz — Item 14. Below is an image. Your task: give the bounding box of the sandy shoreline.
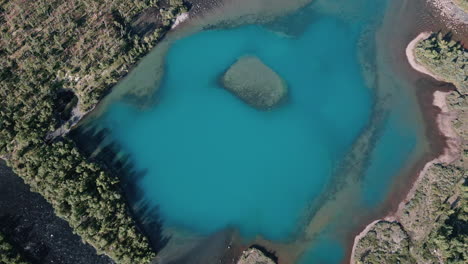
[405,32,444,82]
[350,33,462,263]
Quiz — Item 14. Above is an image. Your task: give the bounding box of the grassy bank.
[353,33,467,264]
[0,0,188,263]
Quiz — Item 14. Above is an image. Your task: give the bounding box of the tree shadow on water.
[69,125,171,254]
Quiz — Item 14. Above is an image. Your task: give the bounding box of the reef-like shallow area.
[221,56,287,109]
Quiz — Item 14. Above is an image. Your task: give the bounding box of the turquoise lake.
[102,19,371,239]
[83,0,423,262]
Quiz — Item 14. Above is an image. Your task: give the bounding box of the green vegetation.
[0,0,188,263]
[406,164,467,263]
[414,32,468,94]
[0,232,29,264]
[354,128,467,264]
[422,186,467,263]
[222,56,288,110]
[354,33,467,264]
[354,222,415,264]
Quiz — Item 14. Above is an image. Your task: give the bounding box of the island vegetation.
[221,56,288,110]
[0,232,30,264]
[237,246,277,264]
[0,0,188,263]
[414,32,468,94]
[353,33,467,264]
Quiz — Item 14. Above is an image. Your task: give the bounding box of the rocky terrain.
[237,247,277,264]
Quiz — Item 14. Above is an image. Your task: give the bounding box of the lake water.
[81,0,425,262]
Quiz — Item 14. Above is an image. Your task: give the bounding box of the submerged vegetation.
[0,0,187,263]
[354,33,468,264]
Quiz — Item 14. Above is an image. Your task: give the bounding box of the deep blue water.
[89,0,421,262]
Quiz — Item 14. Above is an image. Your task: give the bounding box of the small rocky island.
[237,247,277,264]
[221,56,288,110]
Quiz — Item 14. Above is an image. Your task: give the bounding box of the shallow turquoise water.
[89,0,422,262]
[100,17,372,240]
[299,235,345,264]
[361,108,417,207]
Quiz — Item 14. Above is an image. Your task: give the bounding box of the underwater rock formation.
[222,56,287,110]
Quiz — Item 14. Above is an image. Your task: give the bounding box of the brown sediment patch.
[370,80,455,219]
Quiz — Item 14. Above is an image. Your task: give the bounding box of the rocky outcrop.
[222,56,287,110]
[237,247,276,264]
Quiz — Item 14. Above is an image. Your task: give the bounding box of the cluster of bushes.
[353,221,415,264]
[414,32,467,94]
[422,185,467,263]
[0,0,188,263]
[408,164,467,263]
[0,232,29,264]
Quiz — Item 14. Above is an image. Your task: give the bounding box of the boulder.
[222,56,287,110]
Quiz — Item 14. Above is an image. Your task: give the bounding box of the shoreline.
[405,32,445,82]
[64,2,462,263]
[0,161,113,264]
[350,32,462,263]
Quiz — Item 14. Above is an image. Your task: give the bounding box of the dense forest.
[414,32,468,94]
[0,0,187,263]
[423,182,467,263]
[0,232,29,264]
